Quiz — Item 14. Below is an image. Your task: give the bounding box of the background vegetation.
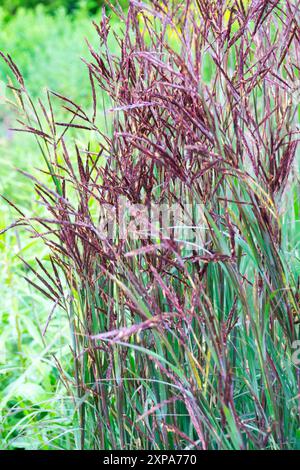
[0,0,128,18]
[0,1,116,450]
[0,0,299,450]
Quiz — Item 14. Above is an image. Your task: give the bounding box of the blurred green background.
[0,0,299,451]
[0,1,126,449]
[1,0,128,17]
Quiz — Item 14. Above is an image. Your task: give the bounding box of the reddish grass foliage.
[1,0,299,449]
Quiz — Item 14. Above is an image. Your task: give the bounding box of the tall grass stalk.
[1,0,299,449]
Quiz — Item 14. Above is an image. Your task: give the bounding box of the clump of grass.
[2,0,299,450]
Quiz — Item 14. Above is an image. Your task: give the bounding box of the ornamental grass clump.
[2,0,299,449]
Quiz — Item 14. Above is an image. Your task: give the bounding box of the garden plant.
[1,0,300,450]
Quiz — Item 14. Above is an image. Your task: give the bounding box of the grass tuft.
[1,0,299,450]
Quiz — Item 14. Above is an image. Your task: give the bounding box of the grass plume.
[1,0,299,450]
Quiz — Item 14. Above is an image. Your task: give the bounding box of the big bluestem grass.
[1,0,300,449]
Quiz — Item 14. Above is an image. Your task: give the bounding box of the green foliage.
[0,6,104,200]
[0,7,94,99]
[0,6,123,449]
[0,0,299,451]
[1,0,129,19]
[0,205,75,449]
[0,6,95,450]
[1,0,78,16]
